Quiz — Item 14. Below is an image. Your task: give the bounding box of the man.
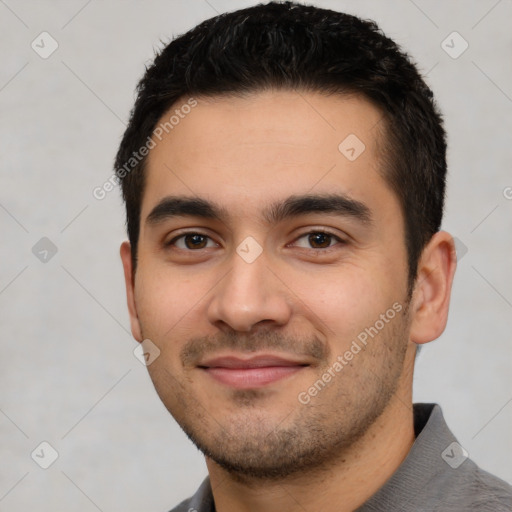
[115,1,512,510]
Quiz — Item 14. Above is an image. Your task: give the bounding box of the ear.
[120,241,143,342]
[409,231,457,345]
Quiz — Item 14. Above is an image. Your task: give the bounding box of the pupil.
[310,233,330,248]
[186,234,206,249]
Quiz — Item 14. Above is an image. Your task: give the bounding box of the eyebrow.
[145,193,373,227]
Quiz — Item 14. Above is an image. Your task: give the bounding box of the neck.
[206,370,416,512]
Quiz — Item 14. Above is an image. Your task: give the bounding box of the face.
[122,90,415,479]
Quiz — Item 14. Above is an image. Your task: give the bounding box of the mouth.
[197,354,310,389]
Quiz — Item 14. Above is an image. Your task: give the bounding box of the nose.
[206,247,292,333]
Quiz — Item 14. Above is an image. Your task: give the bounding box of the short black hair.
[114,0,447,298]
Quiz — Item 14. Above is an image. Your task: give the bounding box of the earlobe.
[120,241,143,342]
[409,231,457,345]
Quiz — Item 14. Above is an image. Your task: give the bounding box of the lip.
[198,354,309,389]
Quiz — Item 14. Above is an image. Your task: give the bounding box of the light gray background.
[1,0,511,510]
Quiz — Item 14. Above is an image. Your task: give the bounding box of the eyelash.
[165,230,346,252]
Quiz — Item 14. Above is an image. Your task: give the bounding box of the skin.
[121,90,457,512]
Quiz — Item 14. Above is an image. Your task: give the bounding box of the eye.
[292,231,345,250]
[167,232,218,250]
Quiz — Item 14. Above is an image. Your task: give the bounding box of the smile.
[198,354,309,389]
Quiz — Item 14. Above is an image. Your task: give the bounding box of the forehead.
[142,90,394,223]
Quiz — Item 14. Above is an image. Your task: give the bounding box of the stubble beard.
[146,308,411,482]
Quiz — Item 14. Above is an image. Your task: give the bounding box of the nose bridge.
[207,244,291,332]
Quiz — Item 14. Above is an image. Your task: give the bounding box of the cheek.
[288,262,398,345]
[134,268,205,342]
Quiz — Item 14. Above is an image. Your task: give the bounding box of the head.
[117,1,456,480]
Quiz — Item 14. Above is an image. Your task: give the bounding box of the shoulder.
[358,404,512,512]
[167,477,213,512]
[455,462,512,511]
[428,457,512,511]
[167,497,196,512]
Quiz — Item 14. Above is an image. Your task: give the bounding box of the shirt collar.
[185,403,450,512]
[356,403,456,511]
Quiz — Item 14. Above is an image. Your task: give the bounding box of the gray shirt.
[169,403,512,511]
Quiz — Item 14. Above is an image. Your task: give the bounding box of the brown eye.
[308,232,333,249]
[183,234,208,249]
[293,231,343,250]
[167,232,217,250]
